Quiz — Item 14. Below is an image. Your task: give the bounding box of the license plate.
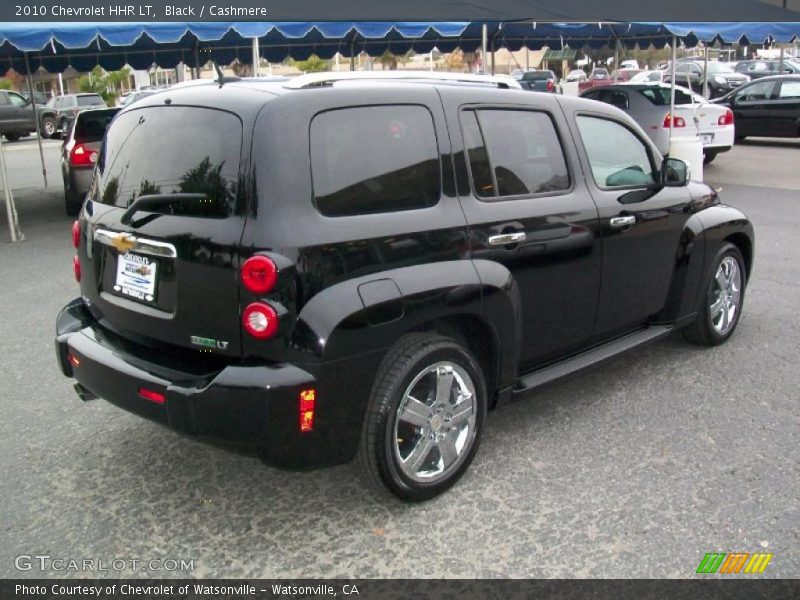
[701,134,714,145]
[115,253,157,303]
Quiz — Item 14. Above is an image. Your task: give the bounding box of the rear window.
[522,71,553,81]
[75,109,119,142]
[310,105,440,217]
[639,87,696,106]
[93,106,243,218]
[77,95,105,107]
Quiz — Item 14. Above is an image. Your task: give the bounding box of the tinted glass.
[77,95,105,107]
[310,105,440,217]
[460,111,494,197]
[94,107,243,218]
[779,81,800,99]
[522,71,553,81]
[639,87,695,106]
[75,109,120,142]
[0,94,8,106]
[596,89,629,109]
[706,63,734,74]
[469,109,569,198]
[577,116,656,188]
[735,80,777,102]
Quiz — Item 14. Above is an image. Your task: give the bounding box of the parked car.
[610,68,643,82]
[664,61,749,98]
[60,107,120,216]
[578,68,614,93]
[564,69,587,82]
[118,90,158,107]
[590,67,611,81]
[580,83,735,163]
[0,89,36,141]
[38,93,107,138]
[518,69,558,92]
[712,75,800,140]
[629,70,666,84]
[734,59,800,80]
[57,73,753,501]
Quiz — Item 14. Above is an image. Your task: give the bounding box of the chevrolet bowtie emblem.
[111,233,137,254]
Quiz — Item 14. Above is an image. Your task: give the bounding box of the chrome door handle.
[488,232,526,246]
[609,216,636,229]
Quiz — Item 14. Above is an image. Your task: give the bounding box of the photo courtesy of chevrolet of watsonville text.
[55,69,755,501]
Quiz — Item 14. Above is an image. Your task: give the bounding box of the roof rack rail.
[284,71,522,90]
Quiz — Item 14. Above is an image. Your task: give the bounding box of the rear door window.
[94,106,243,217]
[461,108,570,199]
[735,81,778,102]
[310,105,440,217]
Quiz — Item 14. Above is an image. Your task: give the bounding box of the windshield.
[522,71,553,80]
[639,87,699,106]
[74,109,120,142]
[77,95,105,107]
[706,62,735,74]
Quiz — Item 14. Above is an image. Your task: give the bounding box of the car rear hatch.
[79,104,247,358]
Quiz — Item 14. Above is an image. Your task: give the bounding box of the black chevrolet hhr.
[57,72,754,501]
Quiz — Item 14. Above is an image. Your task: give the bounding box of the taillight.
[138,387,166,404]
[242,302,279,339]
[663,113,686,128]
[547,79,555,91]
[241,255,278,294]
[73,255,81,282]
[718,109,734,126]
[299,388,316,433]
[69,143,98,167]
[72,220,80,248]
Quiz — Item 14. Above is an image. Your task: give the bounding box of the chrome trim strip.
[93,229,177,259]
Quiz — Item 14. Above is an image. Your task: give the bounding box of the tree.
[78,66,131,105]
[444,49,466,72]
[294,55,329,73]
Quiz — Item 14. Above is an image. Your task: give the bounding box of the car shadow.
[738,137,800,149]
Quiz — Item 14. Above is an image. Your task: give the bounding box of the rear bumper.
[55,298,330,469]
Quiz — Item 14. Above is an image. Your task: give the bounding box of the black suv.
[39,93,106,138]
[666,60,749,98]
[56,73,754,501]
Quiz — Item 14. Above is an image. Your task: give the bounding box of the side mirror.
[661,157,690,187]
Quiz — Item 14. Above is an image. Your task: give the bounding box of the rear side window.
[75,109,119,142]
[779,81,800,99]
[461,109,570,199]
[77,95,105,107]
[310,105,440,217]
[94,106,243,217]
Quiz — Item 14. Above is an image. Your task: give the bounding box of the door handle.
[488,232,526,246]
[609,215,636,229]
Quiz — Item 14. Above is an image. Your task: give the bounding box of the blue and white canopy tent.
[1,18,799,241]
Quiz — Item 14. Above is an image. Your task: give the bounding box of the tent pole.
[669,36,677,151]
[24,52,47,188]
[1,138,23,243]
[193,41,200,79]
[491,36,496,75]
[702,45,709,98]
[613,39,620,82]
[481,24,488,75]
[350,38,356,71]
[251,38,260,77]
[779,44,785,74]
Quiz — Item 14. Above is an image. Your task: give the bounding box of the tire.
[735,135,746,142]
[3,132,20,142]
[40,116,56,139]
[64,179,82,216]
[703,151,717,165]
[357,332,488,502]
[683,243,747,347]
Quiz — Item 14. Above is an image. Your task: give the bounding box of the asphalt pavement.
[0,137,798,578]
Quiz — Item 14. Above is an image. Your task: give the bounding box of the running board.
[513,325,673,398]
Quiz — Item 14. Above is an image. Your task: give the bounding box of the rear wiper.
[120,193,207,225]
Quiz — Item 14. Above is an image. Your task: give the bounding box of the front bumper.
[55,298,324,469]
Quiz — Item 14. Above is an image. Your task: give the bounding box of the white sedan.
[579,83,735,164]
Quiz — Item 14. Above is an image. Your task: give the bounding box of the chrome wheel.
[393,361,477,483]
[710,256,742,335]
[43,119,55,137]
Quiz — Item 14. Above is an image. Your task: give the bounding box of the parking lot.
[0,137,798,578]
